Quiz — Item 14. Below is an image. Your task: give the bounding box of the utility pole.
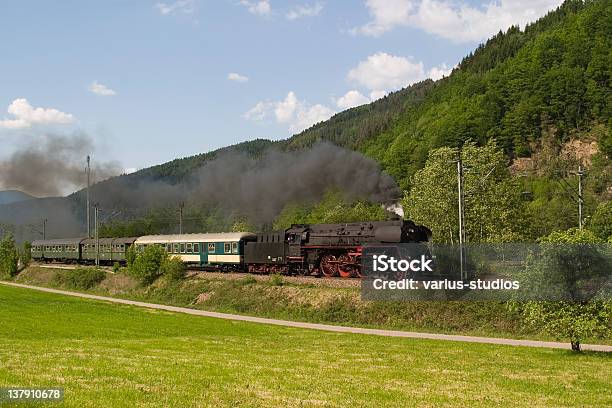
[457,158,466,280]
[179,202,184,234]
[86,155,91,238]
[577,165,584,230]
[94,204,99,266]
[42,219,47,240]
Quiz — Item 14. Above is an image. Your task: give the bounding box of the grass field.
[0,284,610,407]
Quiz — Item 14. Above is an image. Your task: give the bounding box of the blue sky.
[0,0,562,178]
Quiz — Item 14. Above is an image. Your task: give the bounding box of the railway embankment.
[12,265,610,344]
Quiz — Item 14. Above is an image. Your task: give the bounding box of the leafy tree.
[273,191,389,230]
[128,245,187,284]
[513,228,610,351]
[128,245,168,284]
[161,257,186,281]
[402,140,524,243]
[20,241,32,269]
[0,234,19,279]
[588,201,612,241]
[231,218,255,232]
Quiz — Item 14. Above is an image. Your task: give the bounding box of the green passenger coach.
[134,232,256,269]
[31,238,83,262]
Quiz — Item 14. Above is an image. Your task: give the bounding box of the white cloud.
[244,91,335,133]
[369,90,387,101]
[155,0,196,15]
[427,63,453,80]
[240,0,271,16]
[0,98,74,129]
[346,52,454,97]
[89,81,116,96]
[227,72,249,83]
[336,90,370,109]
[286,3,324,20]
[353,0,562,43]
[348,52,426,91]
[244,101,269,121]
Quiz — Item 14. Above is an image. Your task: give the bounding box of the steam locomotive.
[31,219,431,278]
[245,220,431,277]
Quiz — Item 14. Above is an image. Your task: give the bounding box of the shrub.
[126,246,137,267]
[512,228,611,351]
[162,257,186,281]
[241,275,257,285]
[269,273,284,286]
[20,242,32,269]
[112,262,121,274]
[63,268,107,290]
[128,245,168,284]
[0,234,19,279]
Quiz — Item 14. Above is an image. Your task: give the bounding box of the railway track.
[29,263,361,287]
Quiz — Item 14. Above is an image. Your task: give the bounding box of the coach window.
[208,243,215,252]
[232,242,238,254]
[186,243,193,253]
[173,243,179,253]
[224,243,231,254]
[180,243,185,253]
[193,243,200,254]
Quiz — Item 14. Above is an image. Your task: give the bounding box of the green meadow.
[0,284,610,407]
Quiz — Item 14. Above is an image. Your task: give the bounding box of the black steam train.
[244,220,431,277]
[32,219,431,278]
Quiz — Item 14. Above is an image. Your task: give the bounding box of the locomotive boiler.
[244,220,431,277]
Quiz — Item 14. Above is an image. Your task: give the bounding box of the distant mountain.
[0,190,35,205]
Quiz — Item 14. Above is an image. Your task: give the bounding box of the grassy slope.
[13,267,612,345]
[0,284,611,408]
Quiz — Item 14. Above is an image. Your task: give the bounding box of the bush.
[269,273,284,286]
[0,234,19,279]
[112,262,121,274]
[512,228,611,351]
[128,245,167,285]
[241,275,257,285]
[61,268,107,290]
[162,257,186,281]
[589,201,612,241]
[126,246,137,267]
[20,242,32,269]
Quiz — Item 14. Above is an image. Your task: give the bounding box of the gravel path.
[2,281,610,352]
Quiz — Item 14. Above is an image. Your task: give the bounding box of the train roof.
[112,237,138,244]
[135,232,256,244]
[32,238,85,246]
[82,238,115,245]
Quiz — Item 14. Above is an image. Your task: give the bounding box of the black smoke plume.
[1,142,400,239]
[0,133,122,197]
[90,142,400,223]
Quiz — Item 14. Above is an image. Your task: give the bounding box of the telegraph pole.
[457,158,466,280]
[577,165,584,230]
[94,204,99,266]
[42,219,47,240]
[179,202,184,234]
[86,155,91,238]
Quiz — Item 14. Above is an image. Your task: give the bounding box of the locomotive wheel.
[320,254,338,277]
[337,254,354,278]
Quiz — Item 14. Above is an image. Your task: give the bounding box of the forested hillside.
[119,0,609,188]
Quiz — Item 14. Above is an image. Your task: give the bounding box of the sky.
[0,0,563,179]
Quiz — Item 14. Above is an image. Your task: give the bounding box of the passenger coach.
[134,232,256,269]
